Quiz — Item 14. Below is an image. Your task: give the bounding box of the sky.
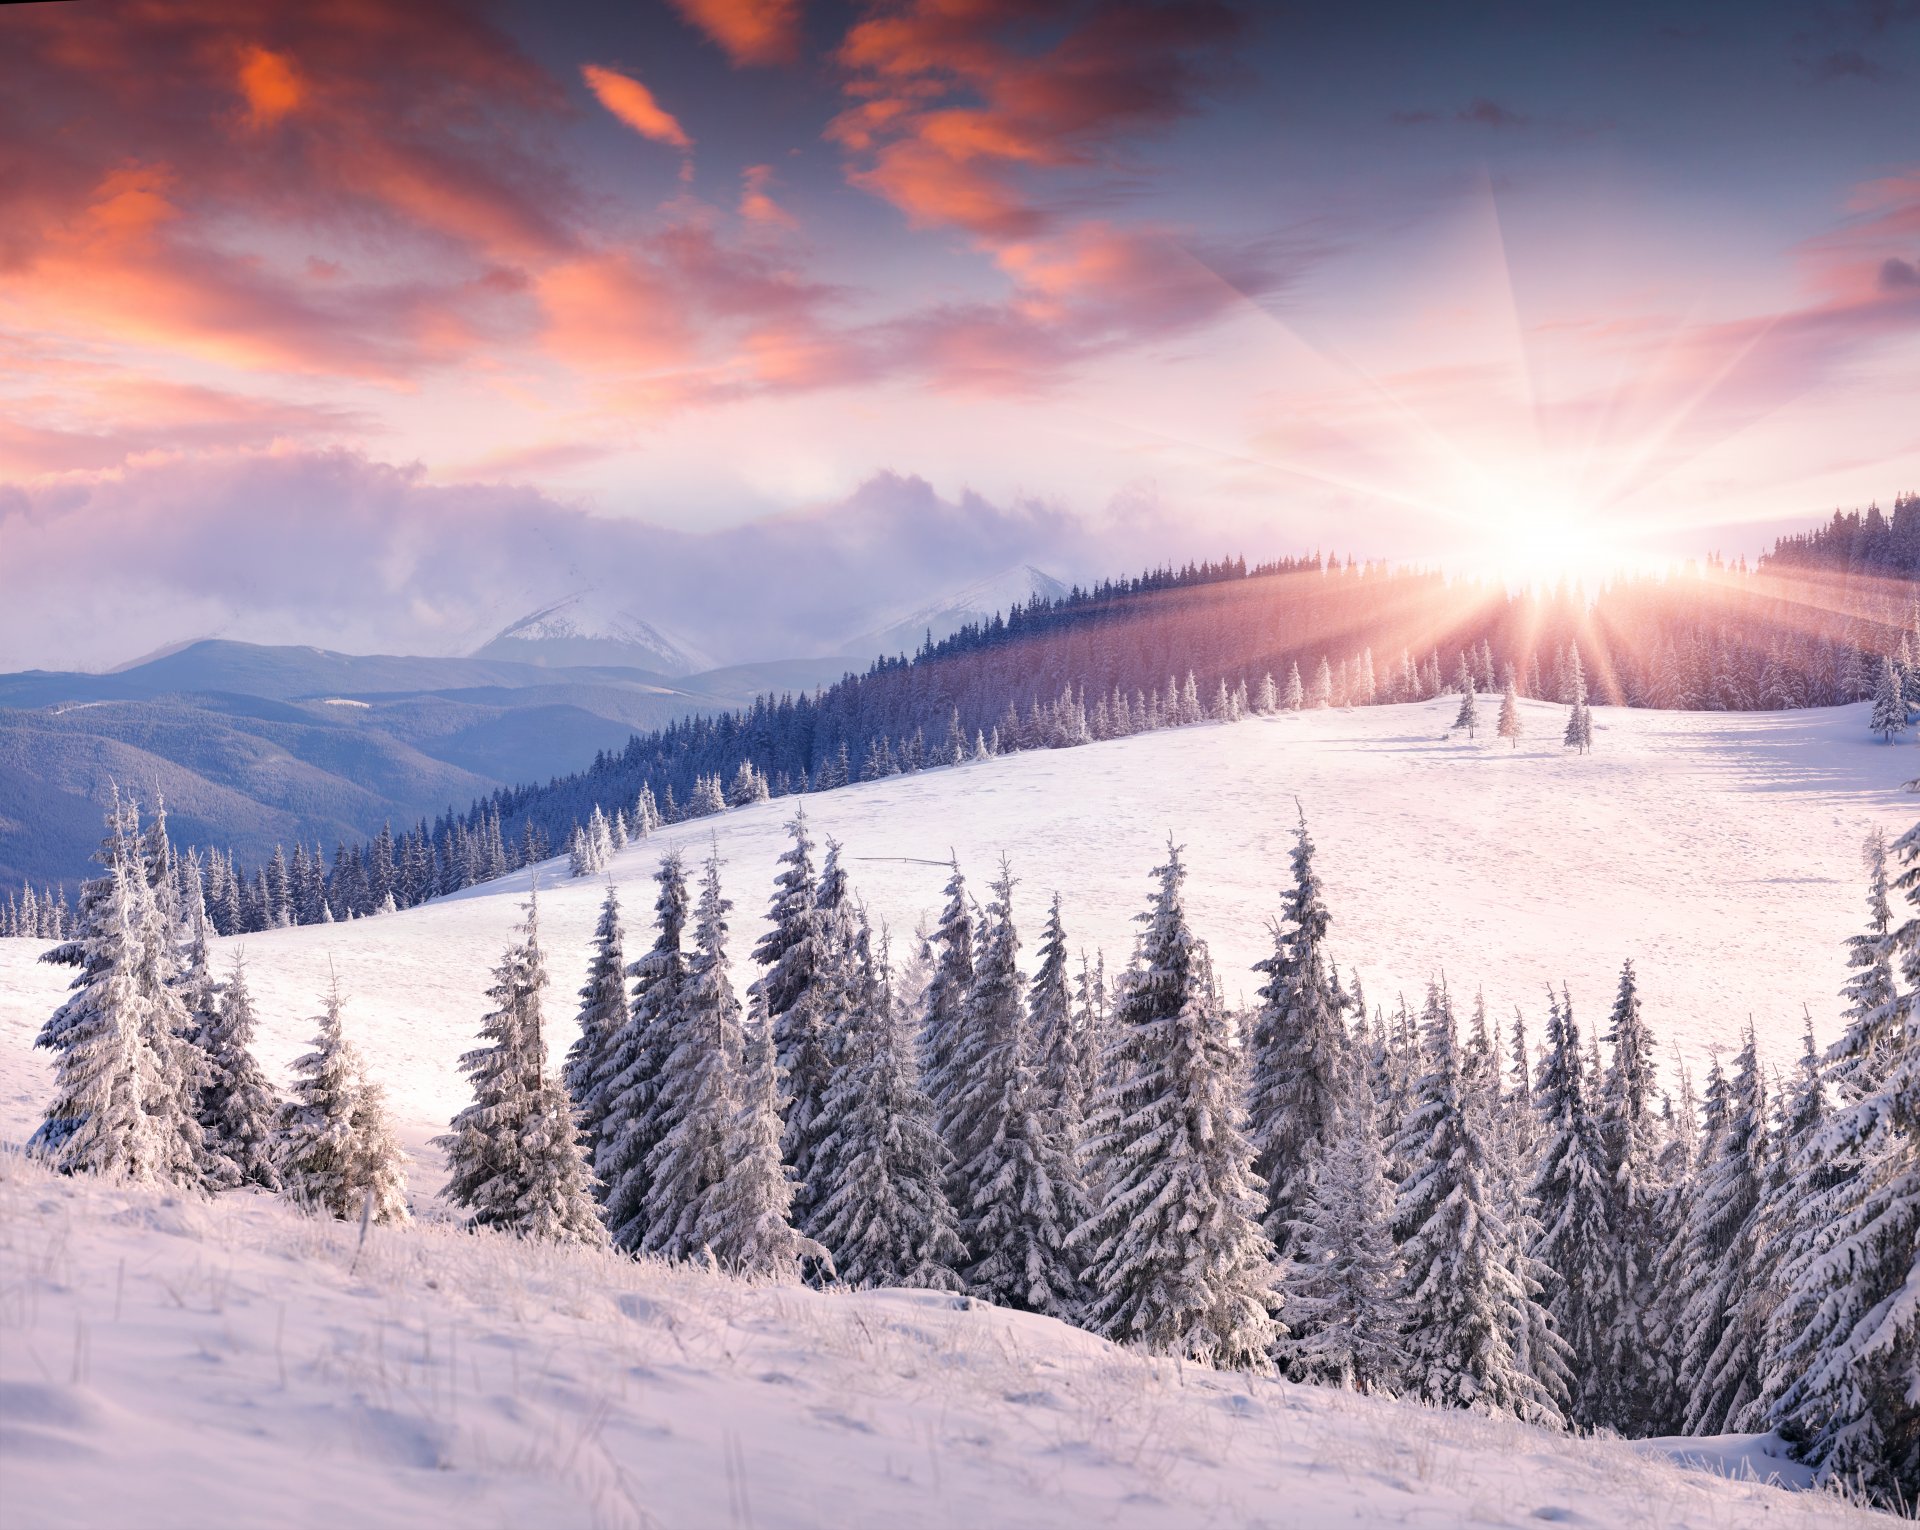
[1,0,1917,669]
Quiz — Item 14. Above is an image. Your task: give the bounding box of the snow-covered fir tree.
[1393,982,1568,1425]
[1074,842,1279,1369]
[1675,1027,1768,1435]
[278,978,409,1224]
[1594,957,1665,1431]
[1765,823,1919,1505]
[596,853,690,1250]
[1497,669,1523,748]
[33,825,207,1185]
[1029,894,1088,1148]
[949,862,1088,1317]
[920,855,977,1165]
[702,986,825,1280]
[1453,673,1479,738]
[197,956,281,1190]
[562,880,626,1171]
[1283,661,1305,711]
[1870,655,1908,743]
[1277,1067,1405,1393]
[1246,809,1354,1251]
[586,805,615,870]
[751,811,839,1226]
[438,897,604,1244]
[813,923,967,1290]
[1742,1014,1833,1432]
[643,848,745,1261]
[1527,987,1615,1429]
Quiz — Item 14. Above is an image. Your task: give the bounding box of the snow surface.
[0,1152,1885,1530]
[0,697,1911,1527]
[1,697,1913,1175]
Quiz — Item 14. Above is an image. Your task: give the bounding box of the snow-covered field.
[0,1151,1884,1530]
[1,697,1914,1528]
[4,696,1912,1171]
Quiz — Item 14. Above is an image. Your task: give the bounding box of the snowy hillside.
[475,590,715,676]
[845,563,1070,659]
[0,1151,1879,1530]
[2,697,1912,1170]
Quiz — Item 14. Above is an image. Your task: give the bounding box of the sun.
[1456,470,1664,588]
[1477,517,1616,587]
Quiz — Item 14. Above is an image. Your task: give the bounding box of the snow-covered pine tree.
[1870,655,1909,743]
[1765,823,1919,1505]
[813,923,967,1290]
[1742,1014,1833,1432]
[278,978,408,1223]
[197,956,281,1190]
[1257,672,1278,713]
[33,832,207,1185]
[1527,986,1615,1429]
[941,857,1018,1239]
[1313,657,1334,708]
[588,805,614,868]
[644,848,745,1261]
[1074,842,1278,1369]
[1284,661,1305,711]
[1278,1065,1405,1392]
[1497,668,1523,748]
[562,880,626,1170]
[1563,692,1593,754]
[1675,1026,1768,1435]
[1393,982,1568,1425]
[950,862,1087,1317]
[1029,894,1085,1142]
[920,855,977,1159]
[1594,957,1664,1431]
[1247,808,1353,1252]
[597,852,690,1249]
[747,812,832,1208]
[437,897,603,1244]
[1072,949,1110,1137]
[702,984,825,1280]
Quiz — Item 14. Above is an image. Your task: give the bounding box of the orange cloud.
[830,1,1240,242]
[668,0,802,68]
[538,252,699,373]
[581,64,692,151]
[236,45,304,128]
[740,164,798,228]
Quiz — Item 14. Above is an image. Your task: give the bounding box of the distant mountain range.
[0,564,1069,895]
[0,640,857,894]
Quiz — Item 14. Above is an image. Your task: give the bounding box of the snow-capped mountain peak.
[473,590,713,677]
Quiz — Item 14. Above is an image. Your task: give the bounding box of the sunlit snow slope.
[0,1155,1883,1530]
[1,697,1913,1173]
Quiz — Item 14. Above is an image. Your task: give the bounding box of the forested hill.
[1759,491,1919,575]
[452,526,1914,873]
[61,508,1912,938]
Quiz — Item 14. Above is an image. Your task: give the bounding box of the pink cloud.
[668,0,804,68]
[740,164,799,228]
[581,63,693,152]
